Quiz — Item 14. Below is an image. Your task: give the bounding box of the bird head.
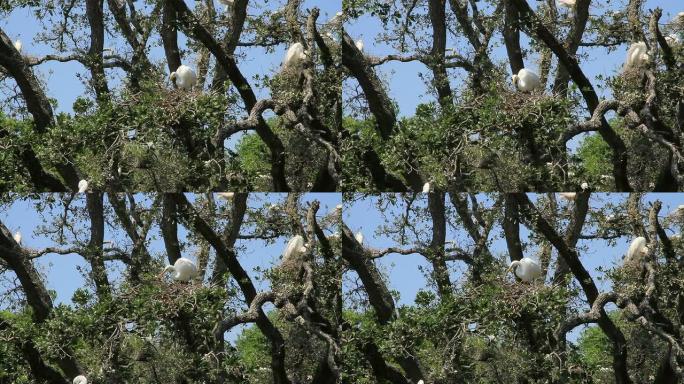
[159,265,175,279]
[507,260,520,274]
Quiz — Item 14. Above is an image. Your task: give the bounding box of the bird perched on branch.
[170,65,197,91]
[355,231,364,245]
[625,236,649,265]
[624,42,650,69]
[78,179,89,193]
[422,182,432,193]
[12,231,21,245]
[508,258,542,282]
[160,258,198,282]
[283,42,307,70]
[512,68,541,92]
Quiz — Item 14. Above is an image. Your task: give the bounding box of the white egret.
[13,40,21,52]
[283,42,307,69]
[512,68,541,92]
[160,257,198,282]
[73,375,88,384]
[170,65,197,91]
[217,192,234,200]
[282,235,306,263]
[422,182,431,193]
[581,182,589,190]
[625,236,649,263]
[666,34,681,46]
[355,231,364,245]
[355,39,364,52]
[559,192,576,201]
[78,179,89,193]
[13,231,21,245]
[508,258,542,282]
[624,42,650,69]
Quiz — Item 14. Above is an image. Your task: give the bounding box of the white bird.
[355,231,364,245]
[170,65,197,91]
[624,42,650,69]
[666,33,681,46]
[625,236,649,263]
[283,42,307,69]
[13,40,22,52]
[78,179,89,193]
[559,192,576,201]
[13,231,21,245]
[160,257,198,282]
[512,68,541,92]
[508,258,542,282]
[355,39,364,52]
[217,192,234,200]
[417,381,424,384]
[73,375,88,384]
[282,235,306,263]
[557,0,575,7]
[422,182,431,193]
[581,182,589,190]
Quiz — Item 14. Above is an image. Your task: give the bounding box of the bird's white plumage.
[282,235,305,263]
[417,380,424,384]
[557,0,575,7]
[73,375,88,384]
[509,258,542,282]
[559,192,576,201]
[13,231,21,245]
[355,231,364,245]
[13,40,22,52]
[666,34,681,46]
[512,68,541,92]
[163,258,198,282]
[170,65,197,90]
[78,179,88,193]
[625,236,648,263]
[217,192,234,200]
[283,42,307,69]
[625,42,650,69]
[422,182,431,193]
[355,39,364,52]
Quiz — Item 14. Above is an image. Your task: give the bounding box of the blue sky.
[1,0,341,114]
[344,0,683,118]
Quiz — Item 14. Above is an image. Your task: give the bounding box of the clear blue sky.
[1,0,341,114]
[344,0,683,118]
[343,193,684,340]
